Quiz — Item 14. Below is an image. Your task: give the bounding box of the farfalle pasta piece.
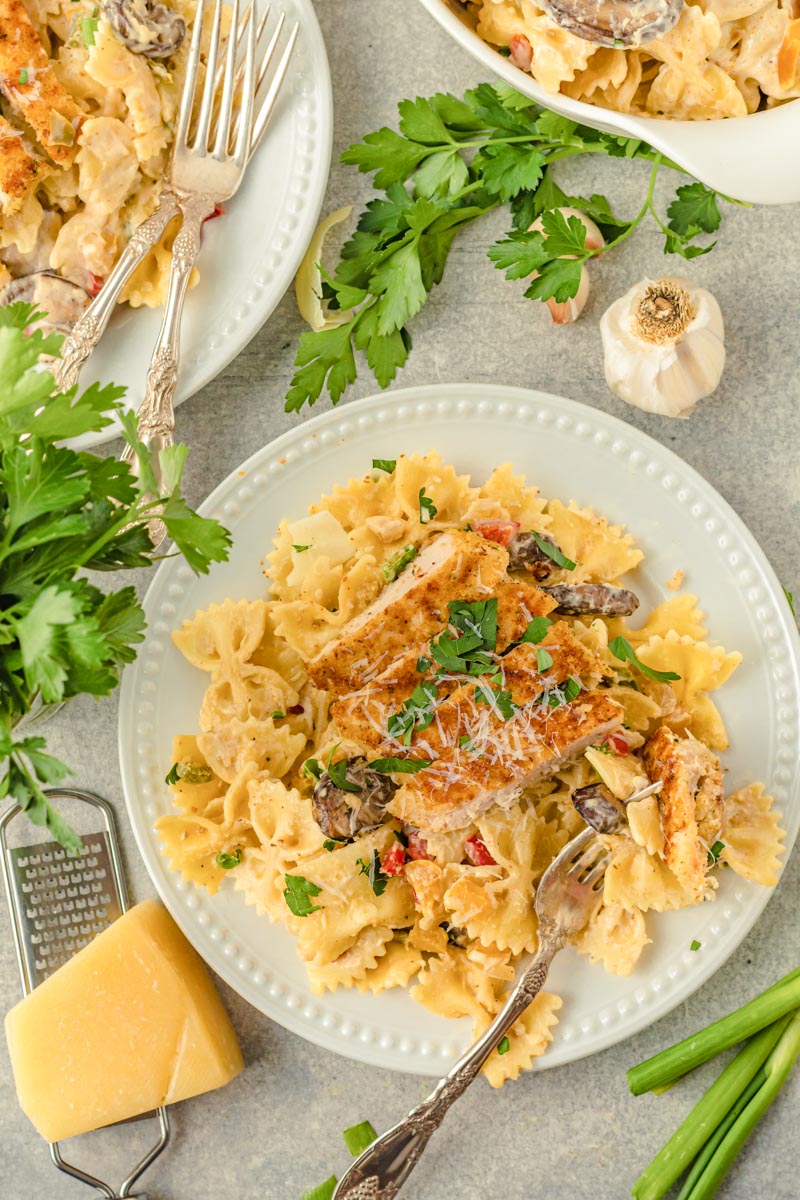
[575,901,651,976]
[200,666,298,730]
[467,462,550,530]
[271,555,385,661]
[154,812,231,893]
[477,0,598,91]
[604,685,663,732]
[584,746,649,800]
[479,992,562,1088]
[164,734,226,816]
[563,47,643,111]
[602,835,697,911]
[173,599,269,676]
[721,783,785,886]
[410,946,501,1029]
[197,716,306,784]
[544,499,643,584]
[248,775,325,861]
[607,595,707,648]
[405,859,448,931]
[626,793,665,856]
[637,631,741,703]
[355,939,426,994]
[232,844,290,923]
[392,452,477,533]
[306,926,395,994]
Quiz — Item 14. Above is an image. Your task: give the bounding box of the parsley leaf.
[536,648,554,672]
[690,939,702,952]
[369,757,431,774]
[497,1036,511,1055]
[372,458,396,473]
[418,487,437,524]
[292,543,310,552]
[283,873,322,917]
[357,850,389,896]
[382,543,417,582]
[388,681,439,745]
[519,616,552,645]
[667,183,722,237]
[302,757,323,781]
[323,839,343,852]
[215,848,242,870]
[529,530,576,571]
[327,749,362,793]
[416,655,431,673]
[609,636,681,683]
[541,675,581,708]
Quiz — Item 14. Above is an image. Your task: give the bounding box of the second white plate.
[119,383,800,1074]
[73,0,332,450]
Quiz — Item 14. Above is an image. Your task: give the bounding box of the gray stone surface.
[1,1,800,1197]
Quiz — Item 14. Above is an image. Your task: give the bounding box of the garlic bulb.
[600,276,725,417]
[529,207,605,324]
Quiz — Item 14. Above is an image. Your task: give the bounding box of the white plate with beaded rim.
[72,0,332,451]
[119,383,800,1074]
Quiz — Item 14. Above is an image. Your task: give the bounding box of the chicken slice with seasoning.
[330,580,557,747]
[307,529,509,695]
[0,0,84,166]
[0,116,47,216]
[642,725,723,902]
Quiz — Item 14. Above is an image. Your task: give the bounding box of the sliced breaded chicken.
[0,0,84,165]
[307,529,509,695]
[391,691,624,832]
[0,116,46,215]
[642,725,723,902]
[333,618,603,755]
[331,581,557,744]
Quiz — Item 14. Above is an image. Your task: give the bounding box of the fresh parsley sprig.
[0,303,231,851]
[287,84,744,412]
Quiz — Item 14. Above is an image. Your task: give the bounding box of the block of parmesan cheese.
[5,899,243,1142]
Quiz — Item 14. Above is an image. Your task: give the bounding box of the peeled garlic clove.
[529,206,605,325]
[600,276,725,417]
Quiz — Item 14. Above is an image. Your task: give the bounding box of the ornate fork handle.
[333,932,563,1200]
[53,192,181,393]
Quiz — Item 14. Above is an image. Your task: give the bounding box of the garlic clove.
[529,207,605,325]
[600,276,725,417]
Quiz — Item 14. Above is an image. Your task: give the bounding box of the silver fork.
[332,823,613,1200]
[52,3,299,394]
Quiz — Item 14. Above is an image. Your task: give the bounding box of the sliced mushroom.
[543,582,640,617]
[0,272,90,335]
[312,758,399,841]
[507,529,564,582]
[536,0,684,48]
[103,0,186,59]
[572,782,627,834]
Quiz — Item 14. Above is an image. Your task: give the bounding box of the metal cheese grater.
[0,787,170,1199]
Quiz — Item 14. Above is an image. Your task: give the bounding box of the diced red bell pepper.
[474,520,520,548]
[608,733,629,755]
[381,841,406,876]
[87,272,104,297]
[464,836,496,866]
[405,830,433,861]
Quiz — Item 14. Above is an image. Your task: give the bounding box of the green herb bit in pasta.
[609,635,681,683]
[529,530,576,571]
[536,648,554,672]
[372,458,396,474]
[707,840,725,865]
[164,761,213,785]
[539,675,581,709]
[343,1120,377,1157]
[292,543,311,552]
[215,848,241,870]
[323,839,344,852]
[327,748,363,793]
[440,922,466,946]
[382,543,417,582]
[283,873,322,917]
[497,1036,511,1055]
[416,655,431,673]
[690,939,702,952]
[271,710,285,719]
[357,850,388,896]
[302,757,323,781]
[519,615,552,645]
[369,757,431,774]
[418,487,437,524]
[449,598,498,650]
[387,681,439,745]
[592,742,612,755]
[476,686,516,720]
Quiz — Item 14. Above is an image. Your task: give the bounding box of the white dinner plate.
[119,384,800,1075]
[72,0,332,451]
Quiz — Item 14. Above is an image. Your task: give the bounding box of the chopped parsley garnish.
[458,734,474,751]
[323,839,343,852]
[18,68,28,85]
[369,756,431,774]
[271,710,285,719]
[215,848,241,870]
[164,761,213,785]
[450,597,498,649]
[431,598,499,677]
[292,543,311,552]
[283,873,322,917]
[327,748,362,793]
[440,922,465,946]
[387,681,439,745]
[541,675,581,708]
[372,458,396,474]
[382,543,417,582]
[357,850,389,896]
[418,487,437,524]
[393,829,409,847]
[530,530,576,571]
[536,648,554,672]
[416,655,431,673]
[609,635,681,683]
[476,686,516,720]
[302,757,323,781]
[497,1036,511,1055]
[343,1120,377,1157]
[592,742,612,755]
[81,8,99,46]
[690,939,702,952]
[519,615,552,645]
[707,840,725,865]
[302,1176,337,1200]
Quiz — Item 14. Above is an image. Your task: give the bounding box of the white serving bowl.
[418,0,800,204]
